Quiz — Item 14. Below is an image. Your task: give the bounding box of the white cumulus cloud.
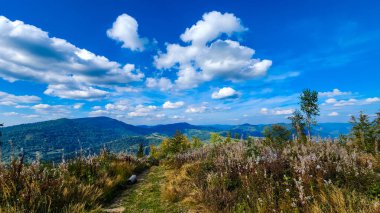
[0,16,143,100]
[211,87,239,99]
[107,13,148,51]
[163,101,185,109]
[0,91,40,106]
[273,109,294,115]
[260,108,269,115]
[128,105,157,117]
[146,77,173,91]
[365,97,380,104]
[180,11,247,45]
[154,11,272,90]
[73,103,84,109]
[185,106,207,113]
[325,98,337,104]
[328,112,339,116]
[319,89,351,97]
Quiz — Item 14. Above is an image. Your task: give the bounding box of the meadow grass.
[0,150,148,213]
[122,165,186,213]
[161,139,380,212]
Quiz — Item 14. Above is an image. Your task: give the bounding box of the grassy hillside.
[0,113,376,212]
[161,139,380,212]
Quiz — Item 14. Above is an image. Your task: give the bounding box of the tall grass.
[163,139,380,212]
[0,149,148,212]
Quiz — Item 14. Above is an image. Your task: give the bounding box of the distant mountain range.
[0,117,352,162]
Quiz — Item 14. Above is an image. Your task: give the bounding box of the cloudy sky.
[0,0,379,126]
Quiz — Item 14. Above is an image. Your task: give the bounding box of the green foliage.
[350,111,379,153]
[263,125,291,147]
[288,110,307,143]
[137,143,145,158]
[0,117,158,162]
[300,89,320,139]
[224,132,232,143]
[234,133,239,140]
[191,137,203,148]
[0,123,3,163]
[210,133,222,145]
[158,131,191,158]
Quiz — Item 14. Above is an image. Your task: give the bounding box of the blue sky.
[0,0,379,126]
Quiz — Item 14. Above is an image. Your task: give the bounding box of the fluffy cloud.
[2,112,19,116]
[185,105,207,113]
[105,103,129,111]
[156,113,166,118]
[44,84,109,100]
[162,101,185,109]
[73,103,84,109]
[211,87,239,99]
[332,99,357,107]
[154,11,272,90]
[319,89,351,97]
[324,96,380,107]
[180,11,247,45]
[171,115,185,119]
[32,103,71,115]
[146,77,173,91]
[328,112,339,116]
[273,109,294,115]
[260,108,269,115]
[365,97,380,104]
[107,13,148,51]
[128,105,157,117]
[89,110,110,116]
[0,91,40,106]
[0,16,143,100]
[325,98,337,104]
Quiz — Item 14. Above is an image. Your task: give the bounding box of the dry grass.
[0,150,148,212]
[162,139,380,212]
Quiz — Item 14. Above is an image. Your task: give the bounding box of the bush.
[156,131,191,159]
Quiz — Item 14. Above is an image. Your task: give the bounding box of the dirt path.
[103,165,186,213]
[103,169,150,213]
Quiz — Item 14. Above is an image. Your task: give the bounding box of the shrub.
[157,131,191,159]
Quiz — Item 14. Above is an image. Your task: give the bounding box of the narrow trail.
[103,165,186,213]
[103,169,150,213]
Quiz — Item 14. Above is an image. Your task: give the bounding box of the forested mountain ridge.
[0,116,351,162]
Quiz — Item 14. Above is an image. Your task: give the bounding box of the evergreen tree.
[350,112,376,153]
[0,123,2,163]
[234,133,239,140]
[225,132,232,143]
[263,125,291,148]
[191,137,203,148]
[210,133,222,144]
[288,110,307,143]
[137,143,144,158]
[149,144,158,159]
[159,131,190,157]
[375,112,380,153]
[300,89,320,139]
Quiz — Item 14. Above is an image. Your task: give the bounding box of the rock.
[127,174,137,184]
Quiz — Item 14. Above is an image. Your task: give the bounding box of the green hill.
[0,117,351,162]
